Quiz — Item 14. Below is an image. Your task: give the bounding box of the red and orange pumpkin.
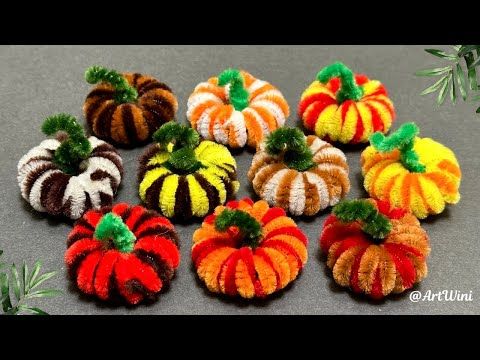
[65,203,180,305]
[192,198,308,299]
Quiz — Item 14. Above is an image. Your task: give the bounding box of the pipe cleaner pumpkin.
[248,127,350,216]
[138,122,239,219]
[17,114,123,220]
[361,122,461,219]
[84,66,178,146]
[65,203,180,305]
[187,68,290,148]
[298,62,395,144]
[320,199,430,299]
[192,197,308,299]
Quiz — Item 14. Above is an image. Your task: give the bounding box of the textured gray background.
[0,45,479,315]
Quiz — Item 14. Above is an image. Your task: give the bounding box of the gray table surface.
[1,45,478,315]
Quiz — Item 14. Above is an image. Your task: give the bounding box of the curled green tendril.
[215,209,263,248]
[370,122,426,173]
[333,199,392,240]
[85,65,138,104]
[152,122,202,173]
[41,113,92,175]
[218,68,249,111]
[94,213,136,253]
[265,127,315,171]
[317,62,364,103]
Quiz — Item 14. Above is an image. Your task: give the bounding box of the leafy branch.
[0,250,61,315]
[415,45,480,114]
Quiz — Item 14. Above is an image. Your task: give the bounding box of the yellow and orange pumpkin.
[298,62,395,144]
[361,122,461,219]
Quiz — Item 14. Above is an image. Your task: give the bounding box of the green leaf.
[464,52,479,90]
[11,264,21,301]
[425,48,457,60]
[476,106,480,113]
[25,289,62,299]
[470,93,480,102]
[450,73,456,104]
[30,271,56,290]
[458,45,479,57]
[0,272,11,312]
[18,305,49,315]
[452,45,462,52]
[28,260,41,291]
[456,63,467,101]
[469,56,480,69]
[438,74,450,105]
[415,67,451,76]
[22,261,28,295]
[420,75,448,95]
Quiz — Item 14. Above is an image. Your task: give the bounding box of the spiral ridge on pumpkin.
[17,137,123,220]
[65,203,180,305]
[187,69,290,148]
[248,134,350,216]
[320,199,430,299]
[298,66,395,144]
[84,72,178,146]
[138,140,239,219]
[192,198,308,299]
[361,135,461,219]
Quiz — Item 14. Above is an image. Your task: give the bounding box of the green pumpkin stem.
[41,113,92,175]
[370,122,426,173]
[218,68,249,111]
[152,122,202,173]
[333,200,392,240]
[94,213,136,253]
[85,65,138,104]
[265,128,315,171]
[317,62,364,103]
[215,209,263,248]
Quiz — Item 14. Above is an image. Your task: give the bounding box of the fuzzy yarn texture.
[187,69,290,148]
[17,136,123,220]
[192,197,308,299]
[138,125,239,220]
[84,69,178,146]
[361,123,461,219]
[298,62,395,144]
[320,199,430,299]
[65,203,180,305]
[248,131,350,216]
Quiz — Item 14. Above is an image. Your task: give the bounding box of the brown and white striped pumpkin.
[17,137,123,220]
[84,73,178,146]
[248,135,350,216]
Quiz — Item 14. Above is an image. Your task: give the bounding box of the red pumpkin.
[65,203,180,305]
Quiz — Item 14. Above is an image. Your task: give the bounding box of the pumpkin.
[320,199,430,299]
[192,197,308,299]
[84,66,178,146]
[65,203,180,305]
[17,114,123,220]
[138,122,239,219]
[298,62,395,144]
[361,122,461,219]
[248,127,350,216]
[187,68,290,148]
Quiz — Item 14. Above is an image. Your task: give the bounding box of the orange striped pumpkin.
[84,67,178,146]
[192,198,308,299]
[298,62,395,144]
[187,68,289,148]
